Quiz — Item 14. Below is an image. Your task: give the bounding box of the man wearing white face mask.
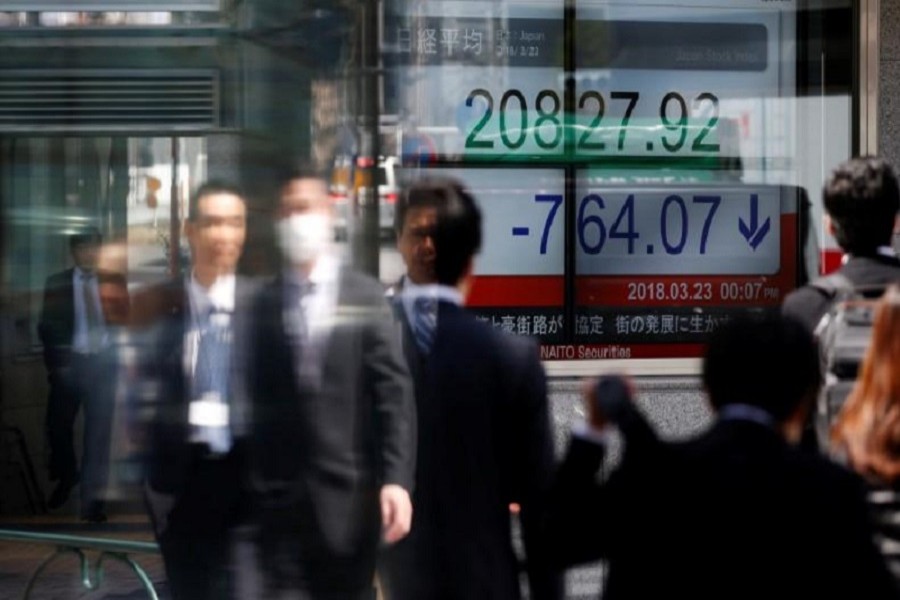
[248,170,416,600]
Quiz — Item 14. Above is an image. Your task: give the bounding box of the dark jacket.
[782,254,900,332]
[38,268,77,371]
[250,266,416,556]
[380,301,563,600]
[130,276,257,535]
[546,415,898,600]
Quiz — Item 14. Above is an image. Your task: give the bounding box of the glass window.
[0,136,205,352]
[391,0,854,359]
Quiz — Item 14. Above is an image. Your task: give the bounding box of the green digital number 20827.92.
[464,88,720,153]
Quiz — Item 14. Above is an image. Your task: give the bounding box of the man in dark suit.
[545,313,898,600]
[39,228,107,512]
[378,178,562,600]
[130,181,255,599]
[249,171,415,599]
[383,181,442,429]
[783,156,900,332]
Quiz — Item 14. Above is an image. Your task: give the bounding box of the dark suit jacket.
[130,276,257,534]
[782,254,900,332]
[38,268,77,372]
[546,415,898,600]
[250,266,415,557]
[380,301,562,600]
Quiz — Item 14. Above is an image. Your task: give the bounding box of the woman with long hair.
[832,283,900,583]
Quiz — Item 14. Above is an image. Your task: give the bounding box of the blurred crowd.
[35,157,900,599]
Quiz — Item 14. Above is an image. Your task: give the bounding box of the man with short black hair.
[39,227,106,512]
[783,156,900,332]
[383,180,445,450]
[783,156,900,452]
[131,180,255,599]
[379,177,562,600]
[388,182,443,294]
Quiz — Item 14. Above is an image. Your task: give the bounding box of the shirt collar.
[385,274,408,299]
[74,266,95,280]
[285,254,340,289]
[718,404,776,429]
[310,254,339,286]
[188,272,236,313]
[402,281,463,306]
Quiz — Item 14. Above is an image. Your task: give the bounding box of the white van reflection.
[330,156,399,241]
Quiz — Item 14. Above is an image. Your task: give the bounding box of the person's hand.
[582,377,607,432]
[380,484,412,544]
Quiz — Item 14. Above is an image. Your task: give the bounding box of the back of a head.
[823,156,900,255]
[424,178,482,286]
[703,312,821,422]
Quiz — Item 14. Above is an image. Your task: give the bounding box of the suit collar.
[385,275,407,299]
[401,282,463,305]
[709,417,786,448]
[717,404,776,429]
[187,272,236,313]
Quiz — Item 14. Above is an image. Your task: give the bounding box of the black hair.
[823,156,900,255]
[279,165,326,190]
[69,227,102,250]
[702,312,822,422]
[394,179,449,234]
[188,180,245,222]
[428,177,482,286]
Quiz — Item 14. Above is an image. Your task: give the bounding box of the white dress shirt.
[72,267,104,354]
[184,272,236,376]
[185,272,236,452]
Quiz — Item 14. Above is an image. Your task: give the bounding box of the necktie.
[287,279,315,349]
[412,296,437,355]
[193,306,232,453]
[286,279,318,383]
[81,272,103,352]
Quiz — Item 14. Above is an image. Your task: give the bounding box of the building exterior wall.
[881,1,900,169]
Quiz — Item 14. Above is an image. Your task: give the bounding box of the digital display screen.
[386,2,564,160]
[574,4,792,164]
[572,180,801,358]
[390,0,802,359]
[574,185,781,276]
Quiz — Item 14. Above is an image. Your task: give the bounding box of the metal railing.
[0,528,160,600]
